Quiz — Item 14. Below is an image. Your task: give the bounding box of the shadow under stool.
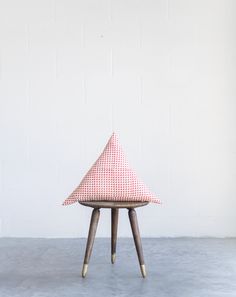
[79,201,149,278]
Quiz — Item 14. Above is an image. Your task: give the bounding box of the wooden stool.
[79,201,149,278]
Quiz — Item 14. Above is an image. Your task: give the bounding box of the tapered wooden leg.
[82,208,100,277]
[111,208,119,264]
[128,208,146,278]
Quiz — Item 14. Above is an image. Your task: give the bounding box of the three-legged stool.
[79,201,148,278]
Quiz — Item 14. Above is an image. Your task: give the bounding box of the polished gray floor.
[0,238,236,297]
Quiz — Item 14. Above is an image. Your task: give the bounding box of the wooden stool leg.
[111,208,119,264]
[82,208,100,277]
[128,208,146,278]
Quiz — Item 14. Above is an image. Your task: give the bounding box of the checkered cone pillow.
[62,133,161,205]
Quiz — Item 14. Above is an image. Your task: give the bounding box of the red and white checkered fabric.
[62,133,161,205]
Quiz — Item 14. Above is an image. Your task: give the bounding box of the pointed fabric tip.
[62,133,161,206]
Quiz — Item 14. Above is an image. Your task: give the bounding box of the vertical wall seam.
[26,23,31,164]
[83,74,87,104]
[108,0,112,23]
[167,0,170,20]
[53,0,57,24]
[168,102,173,196]
[138,5,143,159]
[110,48,114,78]
[139,75,143,104]
[53,0,58,80]
[110,48,114,132]
[108,0,114,132]
[81,23,85,48]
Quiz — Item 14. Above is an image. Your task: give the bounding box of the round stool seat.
[79,200,149,209]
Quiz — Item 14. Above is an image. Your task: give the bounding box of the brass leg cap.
[111,253,116,264]
[140,264,147,278]
[82,264,88,278]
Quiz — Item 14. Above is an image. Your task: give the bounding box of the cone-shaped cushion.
[63,133,161,205]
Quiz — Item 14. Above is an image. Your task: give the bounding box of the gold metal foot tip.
[111,253,116,264]
[140,265,147,278]
[82,264,88,278]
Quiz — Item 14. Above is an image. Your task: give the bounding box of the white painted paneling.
[0,0,235,237]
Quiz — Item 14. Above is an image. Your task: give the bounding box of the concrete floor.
[0,238,236,297]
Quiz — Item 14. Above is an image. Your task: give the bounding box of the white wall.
[0,0,236,238]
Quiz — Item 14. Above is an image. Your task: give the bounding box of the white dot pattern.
[62,133,161,205]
